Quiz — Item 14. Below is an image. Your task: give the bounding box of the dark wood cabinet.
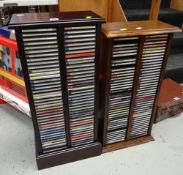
[9,11,105,169]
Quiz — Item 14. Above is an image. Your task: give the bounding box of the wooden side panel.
[107,0,127,22]
[59,0,109,20]
[149,0,162,20]
[171,0,183,11]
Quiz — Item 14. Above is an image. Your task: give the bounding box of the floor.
[0,104,183,175]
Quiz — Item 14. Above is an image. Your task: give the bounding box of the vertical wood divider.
[95,24,102,141]
[57,25,71,148]
[126,36,145,140]
[102,39,113,145]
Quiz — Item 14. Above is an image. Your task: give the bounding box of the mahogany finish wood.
[102,21,181,38]
[100,37,113,145]
[37,142,101,170]
[9,11,104,27]
[98,34,112,144]
[94,24,103,141]
[9,11,105,170]
[100,20,180,152]
[103,136,154,153]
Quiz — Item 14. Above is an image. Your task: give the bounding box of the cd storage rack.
[9,11,105,169]
[100,21,180,152]
[106,36,139,144]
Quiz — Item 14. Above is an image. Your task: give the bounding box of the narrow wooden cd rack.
[9,11,105,169]
[100,21,180,152]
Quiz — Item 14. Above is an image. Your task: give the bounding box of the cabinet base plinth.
[102,136,154,153]
[36,142,102,170]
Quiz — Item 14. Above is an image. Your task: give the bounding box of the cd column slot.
[64,25,97,147]
[15,28,43,154]
[130,34,169,139]
[126,36,145,140]
[20,27,68,153]
[148,33,174,133]
[105,37,139,145]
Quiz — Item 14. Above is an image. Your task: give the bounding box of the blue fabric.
[0,27,11,38]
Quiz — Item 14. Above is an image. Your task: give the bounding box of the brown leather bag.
[155,78,183,123]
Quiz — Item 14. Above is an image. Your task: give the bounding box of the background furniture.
[155,78,183,123]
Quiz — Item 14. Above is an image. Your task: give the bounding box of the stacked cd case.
[64,25,96,147]
[106,37,139,144]
[9,11,105,169]
[9,14,179,169]
[130,34,168,139]
[22,28,67,152]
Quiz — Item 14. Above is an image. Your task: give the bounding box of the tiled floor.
[0,104,183,175]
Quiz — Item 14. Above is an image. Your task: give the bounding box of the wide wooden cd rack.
[9,11,105,169]
[8,11,180,170]
[99,21,180,152]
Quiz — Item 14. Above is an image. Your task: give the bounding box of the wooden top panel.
[9,11,105,28]
[102,21,181,38]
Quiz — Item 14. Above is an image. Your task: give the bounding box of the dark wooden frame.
[9,11,105,170]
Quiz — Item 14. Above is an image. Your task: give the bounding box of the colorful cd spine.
[130,34,168,138]
[64,25,97,147]
[22,28,67,152]
[106,37,139,144]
